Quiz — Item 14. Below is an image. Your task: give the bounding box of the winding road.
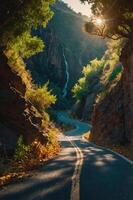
[0,112,133,200]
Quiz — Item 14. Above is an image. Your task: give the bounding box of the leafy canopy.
[0,0,55,45]
[80,0,133,39]
[8,32,45,58]
[0,0,55,59]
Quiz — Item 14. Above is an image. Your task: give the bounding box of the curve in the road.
[57,112,91,200]
[0,111,132,200]
[57,111,133,200]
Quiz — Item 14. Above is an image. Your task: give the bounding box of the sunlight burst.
[95,18,104,26]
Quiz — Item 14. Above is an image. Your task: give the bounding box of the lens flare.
[95,18,104,26]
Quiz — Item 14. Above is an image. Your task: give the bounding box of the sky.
[63,0,92,17]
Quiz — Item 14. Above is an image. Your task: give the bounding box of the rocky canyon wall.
[91,39,133,148]
[120,38,133,143]
[0,52,48,154]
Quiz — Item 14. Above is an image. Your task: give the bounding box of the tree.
[80,0,133,40]
[8,32,45,59]
[0,0,55,48]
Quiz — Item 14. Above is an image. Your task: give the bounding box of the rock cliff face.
[26,28,66,91]
[0,52,47,154]
[120,38,133,143]
[90,80,126,145]
[91,39,133,147]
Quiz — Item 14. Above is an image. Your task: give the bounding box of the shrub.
[14,136,30,161]
[31,124,60,159]
[72,77,87,100]
[27,82,56,112]
[72,58,104,100]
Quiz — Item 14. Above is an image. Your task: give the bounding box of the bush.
[27,82,56,112]
[14,136,30,161]
[72,58,104,100]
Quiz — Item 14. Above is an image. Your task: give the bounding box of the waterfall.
[62,49,69,97]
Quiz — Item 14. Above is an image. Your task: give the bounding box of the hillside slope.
[26,0,106,99]
[0,51,59,158]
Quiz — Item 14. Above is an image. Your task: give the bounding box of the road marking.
[66,136,83,200]
[58,111,133,200]
[82,136,133,165]
[57,112,88,200]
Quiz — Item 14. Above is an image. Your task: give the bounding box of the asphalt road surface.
[0,112,133,200]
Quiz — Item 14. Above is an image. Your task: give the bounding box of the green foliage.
[96,40,124,103]
[14,136,30,161]
[5,50,33,91]
[83,59,105,78]
[23,0,106,108]
[0,0,55,46]
[72,77,87,100]
[101,39,124,85]
[8,32,45,59]
[72,39,124,106]
[27,82,56,112]
[72,58,104,100]
[47,129,58,146]
[1,0,54,71]
[0,0,61,166]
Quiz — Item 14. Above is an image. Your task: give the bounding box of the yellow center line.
[66,136,84,200]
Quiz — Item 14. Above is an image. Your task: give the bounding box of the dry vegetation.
[0,50,61,188]
[0,123,61,187]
